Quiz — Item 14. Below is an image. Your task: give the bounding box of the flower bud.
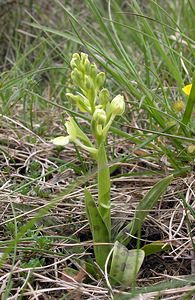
[66,92,78,102]
[91,64,97,79]
[99,88,110,106]
[93,108,107,125]
[187,144,195,154]
[81,52,89,64]
[66,93,90,112]
[71,69,82,86]
[96,72,105,89]
[85,60,91,74]
[70,53,80,68]
[110,94,125,116]
[84,75,93,90]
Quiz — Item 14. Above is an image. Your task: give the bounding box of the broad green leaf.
[122,249,144,286]
[116,175,173,246]
[84,189,111,269]
[142,241,170,256]
[110,241,145,286]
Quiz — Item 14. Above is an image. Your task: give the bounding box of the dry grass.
[0,114,194,299]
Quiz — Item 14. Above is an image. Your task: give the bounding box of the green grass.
[0,1,195,299]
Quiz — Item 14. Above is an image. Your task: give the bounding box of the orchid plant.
[52,53,173,286]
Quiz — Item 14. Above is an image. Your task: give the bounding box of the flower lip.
[173,100,185,112]
[93,108,107,125]
[51,136,70,146]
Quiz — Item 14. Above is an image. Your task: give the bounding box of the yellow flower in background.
[182,84,192,96]
[173,100,185,112]
[187,144,195,154]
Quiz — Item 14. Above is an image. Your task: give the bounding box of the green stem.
[97,142,111,240]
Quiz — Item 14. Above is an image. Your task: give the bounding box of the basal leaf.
[110,241,145,286]
[84,188,111,269]
[116,175,173,246]
[142,241,171,256]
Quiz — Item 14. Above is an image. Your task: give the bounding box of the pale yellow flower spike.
[182,84,192,96]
